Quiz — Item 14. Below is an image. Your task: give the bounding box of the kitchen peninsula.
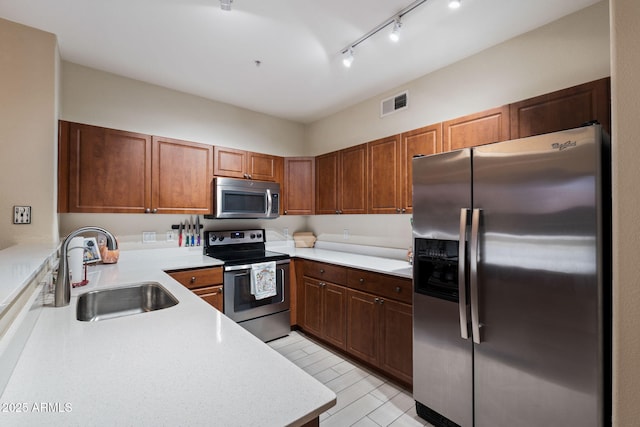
[0,246,336,426]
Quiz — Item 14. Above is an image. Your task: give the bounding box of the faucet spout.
[55,226,118,307]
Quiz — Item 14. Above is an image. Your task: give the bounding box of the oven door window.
[230,267,284,313]
[222,191,266,214]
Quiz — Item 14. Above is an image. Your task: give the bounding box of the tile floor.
[268,331,434,427]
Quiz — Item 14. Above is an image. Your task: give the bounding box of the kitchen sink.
[76,282,178,322]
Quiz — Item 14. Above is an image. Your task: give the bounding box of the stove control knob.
[257,233,262,239]
[210,235,217,242]
[250,233,256,239]
[218,236,225,242]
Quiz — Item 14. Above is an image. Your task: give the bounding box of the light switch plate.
[13,206,31,224]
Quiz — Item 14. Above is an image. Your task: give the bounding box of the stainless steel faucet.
[55,226,118,307]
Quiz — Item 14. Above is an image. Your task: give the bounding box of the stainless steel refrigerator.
[412,125,611,427]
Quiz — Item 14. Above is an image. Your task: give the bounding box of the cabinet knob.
[319,269,324,274]
[284,210,288,215]
[319,282,326,287]
[152,208,158,213]
[374,297,380,303]
[190,276,196,283]
[395,286,401,293]
[396,208,401,213]
[401,208,407,213]
[145,208,151,213]
[359,278,364,283]
[379,299,385,304]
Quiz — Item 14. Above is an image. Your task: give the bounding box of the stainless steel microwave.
[206,177,280,219]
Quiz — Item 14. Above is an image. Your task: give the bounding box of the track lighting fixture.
[339,0,462,67]
[220,0,232,11]
[342,48,354,68]
[389,18,402,42]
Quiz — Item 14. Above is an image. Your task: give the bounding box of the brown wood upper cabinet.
[509,77,611,139]
[214,146,283,182]
[283,157,315,215]
[316,144,367,215]
[58,121,213,214]
[367,124,442,214]
[443,105,510,151]
[152,136,213,214]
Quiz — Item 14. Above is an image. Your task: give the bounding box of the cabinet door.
[214,146,247,178]
[401,123,442,213]
[302,277,323,337]
[322,283,347,350]
[152,136,213,214]
[193,285,224,312]
[368,135,401,214]
[315,151,340,214]
[346,289,379,365]
[510,77,610,139]
[339,144,368,214]
[247,152,283,182]
[67,122,152,213]
[379,299,413,385]
[284,157,315,215]
[443,105,510,151]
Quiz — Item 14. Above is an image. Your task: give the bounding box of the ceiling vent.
[380,91,408,117]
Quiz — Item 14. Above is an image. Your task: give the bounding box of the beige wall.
[61,62,306,157]
[0,18,59,250]
[610,0,640,424]
[306,1,610,155]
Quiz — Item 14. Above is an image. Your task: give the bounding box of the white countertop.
[0,246,336,426]
[270,244,414,279]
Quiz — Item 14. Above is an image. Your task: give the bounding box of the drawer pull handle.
[190,277,196,283]
[395,286,401,293]
[319,269,325,274]
[319,282,326,287]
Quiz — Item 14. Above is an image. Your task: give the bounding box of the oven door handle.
[224,259,290,272]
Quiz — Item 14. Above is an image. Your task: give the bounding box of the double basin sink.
[76,282,178,322]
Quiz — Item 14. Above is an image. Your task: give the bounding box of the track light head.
[220,0,232,11]
[389,18,402,42]
[342,48,354,68]
[448,0,461,9]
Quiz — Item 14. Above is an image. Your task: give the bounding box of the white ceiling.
[0,0,600,123]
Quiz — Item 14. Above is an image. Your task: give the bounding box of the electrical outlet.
[142,231,157,243]
[283,228,289,239]
[343,229,349,239]
[13,206,31,224]
[166,230,175,242]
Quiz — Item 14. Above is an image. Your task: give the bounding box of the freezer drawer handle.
[459,208,470,340]
[470,208,482,344]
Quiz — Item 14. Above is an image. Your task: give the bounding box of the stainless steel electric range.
[203,229,290,342]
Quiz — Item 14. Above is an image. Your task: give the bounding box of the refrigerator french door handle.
[470,208,482,344]
[458,208,470,340]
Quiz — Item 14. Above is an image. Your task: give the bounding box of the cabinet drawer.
[168,267,223,290]
[304,260,347,284]
[347,269,412,304]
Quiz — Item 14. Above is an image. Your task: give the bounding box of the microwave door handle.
[266,189,273,217]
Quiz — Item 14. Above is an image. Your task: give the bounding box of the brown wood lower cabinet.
[302,276,347,349]
[346,288,413,386]
[299,260,413,386]
[167,266,224,312]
